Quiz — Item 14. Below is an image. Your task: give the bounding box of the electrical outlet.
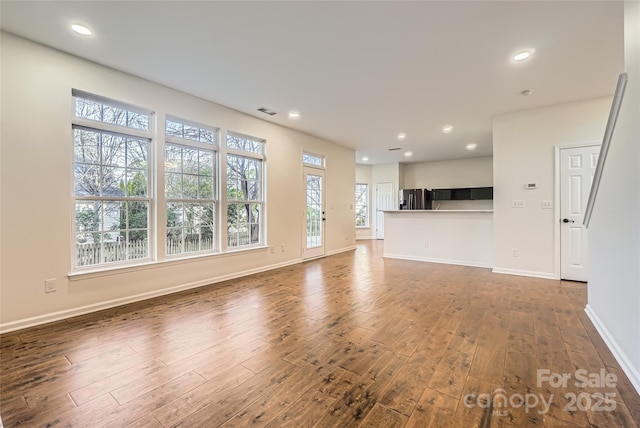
[512,200,525,208]
[541,200,553,209]
[425,240,429,248]
[281,244,285,252]
[270,246,276,254]
[45,278,57,293]
[512,248,519,257]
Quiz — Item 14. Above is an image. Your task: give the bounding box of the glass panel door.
[303,166,325,259]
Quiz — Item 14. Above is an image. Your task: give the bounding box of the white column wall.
[587,0,640,394]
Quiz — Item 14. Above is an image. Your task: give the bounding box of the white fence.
[76,233,250,266]
[76,239,148,266]
[166,236,214,255]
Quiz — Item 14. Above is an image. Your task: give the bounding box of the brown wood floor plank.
[379,352,437,416]
[359,404,408,427]
[509,310,535,335]
[172,360,296,427]
[427,349,472,399]
[264,387,337,428]
[468,320,508,385]
[151,363,255,426]
[313,350,406,427]
[405,387,459,427]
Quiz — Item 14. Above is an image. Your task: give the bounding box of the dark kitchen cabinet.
[431,187,493,201]
[470,187,493,200]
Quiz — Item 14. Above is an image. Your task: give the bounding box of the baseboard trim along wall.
[0,258,302,334]
[585,304,640,396]
[383,253,492,269]
[491,267,558,280]
[326,246,357,257]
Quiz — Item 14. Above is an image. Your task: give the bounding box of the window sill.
[356,226,370,229]
[68,245,268,282]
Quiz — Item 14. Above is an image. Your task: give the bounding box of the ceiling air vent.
[257,107,277,116]
[388,147,402,151]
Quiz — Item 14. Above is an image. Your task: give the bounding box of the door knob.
[562,218,575,223]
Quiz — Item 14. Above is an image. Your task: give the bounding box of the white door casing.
[560,145,600,281]
[376,182,394,239]
[303,166,325,260]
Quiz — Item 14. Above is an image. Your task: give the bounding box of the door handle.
[562,218,575,223]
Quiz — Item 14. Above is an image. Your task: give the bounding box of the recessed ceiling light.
[466,143,478,151]
[397,133,406,140]
[361,156,369,162]
[288,111,300,119]
[513,50,534,61]
[520,89,534,96]
[442,125,453,134]
[404,151,413,157]
[71,23,92,36]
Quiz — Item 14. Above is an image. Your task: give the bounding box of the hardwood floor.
[1,241,639,427]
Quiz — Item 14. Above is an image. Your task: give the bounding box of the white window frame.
[302,152,325,169]
[72,90,154,270]
[225,132,266,250]
[164,116,219,257]
[355,183,369,228]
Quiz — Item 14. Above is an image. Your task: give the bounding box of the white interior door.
[560,145,600,281]
[303,167,325,259]
[376,182,394,239]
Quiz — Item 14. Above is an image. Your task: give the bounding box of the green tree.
[76,205,100,242]
[117,170,148,241]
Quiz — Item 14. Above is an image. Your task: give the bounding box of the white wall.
[355,164,374,240]
[403,156,493,210]
[384,211,493,268]
[492,97,611,278]
[403,156,493,189]
[587,1,640,393]
[0,33,355,331]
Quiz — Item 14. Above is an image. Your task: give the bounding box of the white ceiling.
[0,1,624,164]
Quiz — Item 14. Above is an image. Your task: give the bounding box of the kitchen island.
[383,210,493,268]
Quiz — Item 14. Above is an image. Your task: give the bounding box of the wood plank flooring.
[2,241,639,427]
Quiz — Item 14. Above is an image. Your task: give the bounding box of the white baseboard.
[326,245,357,256]
[0,258,303,334]
[585,304,640,395]
[491,267,558,280]
[383,253,492,269]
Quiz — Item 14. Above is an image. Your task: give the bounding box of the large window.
[72,91,269,271]
[165,118,218,256]
[73,92,152,267]
[226,133,265,248]
[355,183,369,227]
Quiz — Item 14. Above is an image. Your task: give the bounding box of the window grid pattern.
[166,119,216,145]
[355,183,369,227]
[73,95,151,268]
[75,96,149,131]
[226,134,265,248]
[303,153,324,168]
[165,118,218,256]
